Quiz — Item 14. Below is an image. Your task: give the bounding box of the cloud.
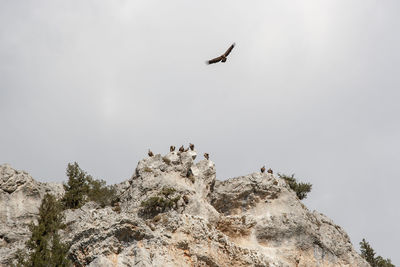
[1,0,399,264]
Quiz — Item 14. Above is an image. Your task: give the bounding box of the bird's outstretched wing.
[206,56,223,65]
[223,43,235,57]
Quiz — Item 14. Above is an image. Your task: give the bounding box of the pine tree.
[278,173,312,200]
[86,175,117,208]
[20,193,71,267]
[375,256,395,267]
[50,233,71,266]
[62,162,90,209]
[62,162,117,209]
[360,238,376,266]
[360,238,394,267]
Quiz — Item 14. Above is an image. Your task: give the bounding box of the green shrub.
[62,162,90,209]
[16,194,71,267]
[360,238,394,267]
[86,176,117,208]
[140,187,180,217]
[160,187,176,197]
[278,173,312,200]
[62,162,117,209]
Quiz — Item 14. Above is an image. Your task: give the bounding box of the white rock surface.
[0,164,64,265]
[0,154,370,266]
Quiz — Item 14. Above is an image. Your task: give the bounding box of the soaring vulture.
[206,43,235,65]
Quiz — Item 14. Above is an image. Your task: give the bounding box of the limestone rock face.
[209,174,366,266]
[0,164,64,265]
[0,154,369,267]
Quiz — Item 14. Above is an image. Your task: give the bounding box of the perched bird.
[267,168,273,174]
[182,195,189,204]
[148,150,154,157]
[204,153,209,160]
[170,146,175,152]
[206,43,235,65]
[261,166,266,173]
[189,143,195,151]
[179,145,185,152]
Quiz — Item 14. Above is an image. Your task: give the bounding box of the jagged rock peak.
[0,163,63,196]
[0,163,34,194]
[0,152,370,266]
[120,149,218,221]
[0,164,64,266]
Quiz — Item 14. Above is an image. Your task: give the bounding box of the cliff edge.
[0,150,369,266]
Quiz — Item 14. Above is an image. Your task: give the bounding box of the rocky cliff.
[0,150,369,266]
[0,164,64,264]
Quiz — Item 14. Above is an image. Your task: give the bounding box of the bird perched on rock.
[267,168,273,174]
[189,143,195,151]
[206,43,235,65]
[179,145,185,152]
[148,150,154,157]
[182,195,189,204]
[261,166,266,173]
[204,153,209,160]
[170,146,175,152]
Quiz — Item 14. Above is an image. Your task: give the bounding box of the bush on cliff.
[140,187,181,217]
[360,238,394,267]
[278,173,312,200]
[86,175,117,208]
[15,193,71,267]
[62,162,89,209]
[62,162,117,209]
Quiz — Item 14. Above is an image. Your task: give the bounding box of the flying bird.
[206,43,236,65]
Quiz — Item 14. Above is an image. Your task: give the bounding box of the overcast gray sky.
[1,0,399,264]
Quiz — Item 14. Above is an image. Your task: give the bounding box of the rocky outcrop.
[209,174,365,266]
[0,164,64,264]
[0,150,369,266]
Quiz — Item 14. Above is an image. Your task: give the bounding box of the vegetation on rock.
[62,162,89,209]
[86,175,117,208]
[278,173,312,200]
[62,162,117,209]
[141,186,181,217]
[359,238,394,267]
[15,193,71,267]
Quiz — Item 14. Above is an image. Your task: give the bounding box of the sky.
[1,0,399,264]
